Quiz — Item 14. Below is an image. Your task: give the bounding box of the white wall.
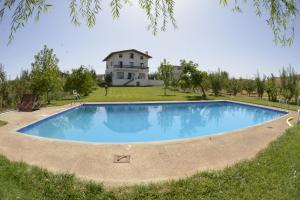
[105,50,149,69]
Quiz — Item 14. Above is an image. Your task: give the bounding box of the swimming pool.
[18,101,287,143]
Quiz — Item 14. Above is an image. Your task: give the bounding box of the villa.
[103,49,162,86]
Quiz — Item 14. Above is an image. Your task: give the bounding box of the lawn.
[50,86,204,106]
[51,86,298,111]
[0,124,299,199]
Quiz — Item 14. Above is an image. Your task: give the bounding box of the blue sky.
[0,0,299,79]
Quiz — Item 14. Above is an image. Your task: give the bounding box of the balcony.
[113,65,149,70]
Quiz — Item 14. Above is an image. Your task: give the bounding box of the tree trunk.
[200,85,206,98]
[46,91,50,104]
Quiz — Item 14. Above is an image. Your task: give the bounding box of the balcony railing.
[113,65,148,69]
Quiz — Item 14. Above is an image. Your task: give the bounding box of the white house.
[103,49,162,86]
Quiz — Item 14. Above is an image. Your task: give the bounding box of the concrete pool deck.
[0,101,297,186]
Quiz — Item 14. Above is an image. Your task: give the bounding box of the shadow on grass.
[185,96,207,101]
[157,95,176,97]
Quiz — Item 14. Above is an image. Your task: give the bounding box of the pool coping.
[16,100,289,145]
[0,100,297,186]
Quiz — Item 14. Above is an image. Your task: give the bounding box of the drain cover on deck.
[113,155,131,163]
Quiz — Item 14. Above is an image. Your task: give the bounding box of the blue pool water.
[18,101,287,143]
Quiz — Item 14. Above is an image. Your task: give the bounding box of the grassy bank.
[0,124,299,199]
[51,86,298,111]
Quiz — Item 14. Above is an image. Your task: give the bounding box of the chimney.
[145,51,148,55]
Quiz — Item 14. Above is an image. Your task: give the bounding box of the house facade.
[104,49,162,86]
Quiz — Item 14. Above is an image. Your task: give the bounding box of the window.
[130,62,134,67]
[141,63,144,67]
[140,56,144,60]
[138,73,146,79]
[119,54,123,58]
[116,72,124,79]
[130,53,134,59]
[118,61,123,68]
[110,62,113,66]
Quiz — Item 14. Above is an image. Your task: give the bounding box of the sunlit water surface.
[18,101,287,143]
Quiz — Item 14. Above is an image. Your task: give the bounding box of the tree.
[148,72,159,80]
[178,75,190,92]
[12,70,32,103]
[0,64,9,108]
[279,66,298,102]
[265,74,278,101]
[179,60,208,97]
[96,76,104,87]
[158,59,174,96]
[0,0,176,42]
[208,69,229,96]
[0,1,297,45]
[64,66,95,96]
[255,72,266,98]
[31,45,62,104]
[227,78,242,96]
[104,73,112,86]
[243,79,256,96]
[90,68,97,82]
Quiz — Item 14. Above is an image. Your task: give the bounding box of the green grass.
[51,86,298,111]
[50,87,205,106]
[0,120,7,127]
[0,124,299,199]
[210,95,298,111]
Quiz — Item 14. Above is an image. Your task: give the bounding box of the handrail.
[123,79,135,86]
[113,65,148,69]
[286,117,294,127]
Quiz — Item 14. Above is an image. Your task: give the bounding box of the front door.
[128,73,135,79]
[128,73,132,79]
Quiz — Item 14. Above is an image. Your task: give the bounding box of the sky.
[0,0,299,79]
